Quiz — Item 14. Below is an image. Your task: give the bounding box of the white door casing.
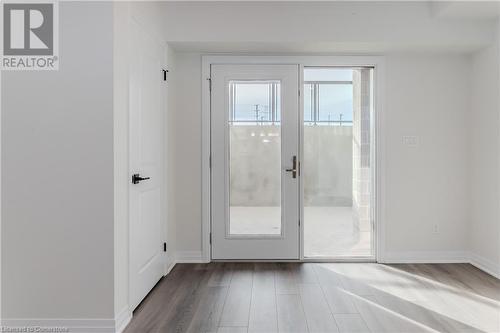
[129,19,166,310]
[211,64,300,260]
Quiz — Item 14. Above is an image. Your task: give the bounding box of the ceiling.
[158,1,499,53]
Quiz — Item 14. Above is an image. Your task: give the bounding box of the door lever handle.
[132,173,151,184]
[285,156,297,179]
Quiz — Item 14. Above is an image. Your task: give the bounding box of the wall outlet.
[402,135,419,147]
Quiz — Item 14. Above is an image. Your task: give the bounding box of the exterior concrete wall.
[303,126,353,206]
[230,125,353,206]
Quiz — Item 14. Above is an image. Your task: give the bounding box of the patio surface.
[230,206,372,257]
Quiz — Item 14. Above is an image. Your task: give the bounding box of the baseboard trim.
[382,250,468,264]
[1,318,115,332]
[381,250,499,279]
[173,249,498,279]
[115,307,132,333]
[176,251,204,263]
[469,252,500,279]
[164,259,176,275]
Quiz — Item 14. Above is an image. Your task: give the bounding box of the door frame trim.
[201,55,386,263]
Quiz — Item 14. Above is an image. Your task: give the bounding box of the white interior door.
[129,19,165,309]
[211,64,300,260]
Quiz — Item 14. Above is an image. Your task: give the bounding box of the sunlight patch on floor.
[320,264,500,333]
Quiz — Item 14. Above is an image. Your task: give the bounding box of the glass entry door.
[211,64,300,260]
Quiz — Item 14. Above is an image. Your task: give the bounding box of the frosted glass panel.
[229,81,282,235]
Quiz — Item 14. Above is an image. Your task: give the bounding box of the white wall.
[171,54,203,254]
[171,53,472,261]
[113,2,131,326]
[383,54,469,258]
[2,1,114,323]
[469,20,500,276]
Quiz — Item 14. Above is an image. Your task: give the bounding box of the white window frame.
[303,79,354,126]
[229,80,280,125]
[201,55,386,263]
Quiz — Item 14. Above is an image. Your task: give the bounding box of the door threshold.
[211,257,376,263]
[302,256,376,263]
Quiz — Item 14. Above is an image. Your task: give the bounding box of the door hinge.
[209,233,212,245]
[163,242,167,252]
[209,154,212,168]
[208,77,212,92]
[299,219,301,227]
[162,69,168,82]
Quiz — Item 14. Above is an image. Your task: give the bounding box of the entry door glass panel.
[303,67,374,258]
[229,81,282,236]
[211,64,299,260]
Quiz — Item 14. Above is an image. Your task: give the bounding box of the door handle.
[285,156,297,179]
[132,173,151,184]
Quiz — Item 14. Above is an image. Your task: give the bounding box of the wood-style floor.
[124,263,500,333]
